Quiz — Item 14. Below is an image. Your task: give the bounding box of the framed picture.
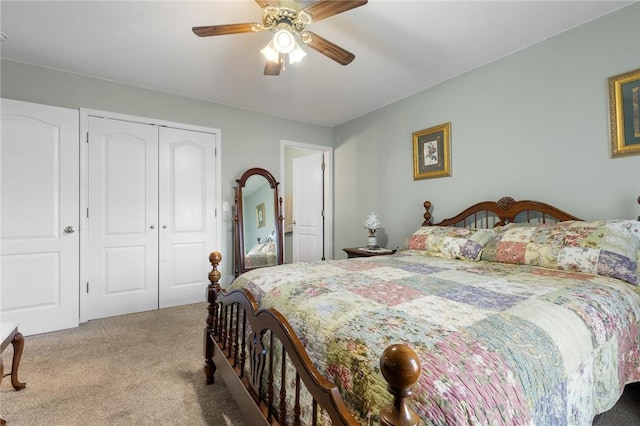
[413,122,451,180]
[256,203,266,228]
[609,68,640,158]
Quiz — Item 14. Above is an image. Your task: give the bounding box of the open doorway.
[280,140,333,263]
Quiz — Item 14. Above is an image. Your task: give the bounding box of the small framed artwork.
[609,68,640,158]
[413,122,451,180]
[256,203,266,228]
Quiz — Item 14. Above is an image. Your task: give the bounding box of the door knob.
[162,225,167,229]
[150,225,155,229]
[64,226,75,234]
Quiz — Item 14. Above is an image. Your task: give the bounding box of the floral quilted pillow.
[408,227,496,261]
[248,242,275,255]
[481,220,640,285]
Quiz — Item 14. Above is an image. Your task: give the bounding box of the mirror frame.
[233,167,284,277]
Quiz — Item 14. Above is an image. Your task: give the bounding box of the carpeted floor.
[1,302,639,425]
[0,302,244,425]
[594,382,640,426]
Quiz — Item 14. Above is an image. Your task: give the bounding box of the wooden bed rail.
[204,251,421,426]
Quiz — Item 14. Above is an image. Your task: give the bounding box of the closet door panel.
[158,127,216,308]
[85,117,159,320]
[172,142,205,231]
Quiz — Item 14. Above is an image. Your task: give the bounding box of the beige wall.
[0,59,333,282]
[333,3,640,257]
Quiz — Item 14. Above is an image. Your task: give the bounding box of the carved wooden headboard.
[422,196,583,228]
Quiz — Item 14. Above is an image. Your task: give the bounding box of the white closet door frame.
[79,108,221,323]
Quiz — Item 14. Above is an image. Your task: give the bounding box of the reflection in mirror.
[242,176,275,256]
[234,168,284,277]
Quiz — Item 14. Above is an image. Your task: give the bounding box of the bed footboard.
[204,252,421,426]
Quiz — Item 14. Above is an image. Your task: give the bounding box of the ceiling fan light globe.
[261,41,280,63]
[273,29,295,54]
[288,43,306,64]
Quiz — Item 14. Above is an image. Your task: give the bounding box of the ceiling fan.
[192,0,368,76]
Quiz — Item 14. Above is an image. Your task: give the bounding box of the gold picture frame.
[609,68,640,158]
[413,122,451,180]
[256,203,266,228]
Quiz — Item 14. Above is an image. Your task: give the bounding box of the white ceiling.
[0,0,633,126]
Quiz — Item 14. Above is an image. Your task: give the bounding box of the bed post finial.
[379,344,421,426]
[204,251,222,384]
[422,201,433,226]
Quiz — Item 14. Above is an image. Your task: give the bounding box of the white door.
[85,117,159,320]
[292,152,324,262]
[158,127,216,308]
[0,99,79,336]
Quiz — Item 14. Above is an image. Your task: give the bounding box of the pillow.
[247,242,276,256]
[481,220,640,285]
[408,226,496,261]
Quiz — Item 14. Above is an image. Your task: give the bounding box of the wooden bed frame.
[421,195,581,227]
[202,196,607,425]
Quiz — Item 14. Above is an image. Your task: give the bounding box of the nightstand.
[343,247,397,258]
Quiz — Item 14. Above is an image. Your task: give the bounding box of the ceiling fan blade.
[264,61,283,76]
[255,0,279,8]
[301,31,355,65]
[302,0,367,23]
[192,23,257,37]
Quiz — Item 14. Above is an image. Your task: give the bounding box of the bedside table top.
[343,247,396,258]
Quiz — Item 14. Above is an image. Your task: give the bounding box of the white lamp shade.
[273,29,295,54]
[261,41,280,63]
[288,43,307,64]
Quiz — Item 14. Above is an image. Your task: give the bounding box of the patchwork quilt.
[229,251,640,425]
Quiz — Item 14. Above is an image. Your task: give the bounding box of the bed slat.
[240,310,247,377]
[312,400,318,426]
[267,332,275,423]
[294,373,302,426]
[233,305,240,366]
[279,348,287,423]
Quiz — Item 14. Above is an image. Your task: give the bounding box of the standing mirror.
[234,168,284,277]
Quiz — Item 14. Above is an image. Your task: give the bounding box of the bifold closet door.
[85,118,217,320]
[85,117,159,320]
[0,98,80,336]
[158,127,216,308]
